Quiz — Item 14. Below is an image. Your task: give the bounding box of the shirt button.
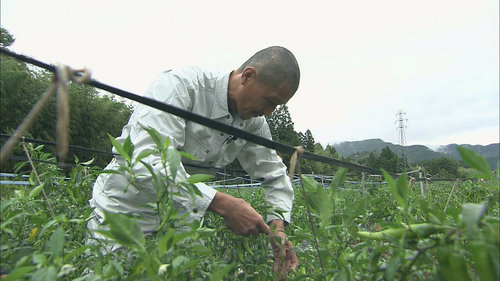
[205,149,210,153]
[193,208,198,213]
[240,123,244,127]
[220,132,224,136]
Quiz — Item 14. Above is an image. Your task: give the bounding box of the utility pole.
[395,109,408,173]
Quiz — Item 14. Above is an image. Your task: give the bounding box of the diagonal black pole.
[0,47,392,176]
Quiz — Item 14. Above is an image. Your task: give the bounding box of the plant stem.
[443,180,459,212]
[296,159,326,276]
[22,140,55,217]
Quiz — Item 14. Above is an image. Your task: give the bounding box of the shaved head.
[237,46,300,93]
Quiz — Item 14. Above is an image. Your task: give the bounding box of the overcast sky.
[1,0,498,148]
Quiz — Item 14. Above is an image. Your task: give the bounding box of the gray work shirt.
[89,66,294,233]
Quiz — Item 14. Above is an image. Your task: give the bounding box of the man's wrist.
[207,192,233,217]
[269,219,285,231]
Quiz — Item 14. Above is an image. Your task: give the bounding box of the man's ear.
[241,67,257,85]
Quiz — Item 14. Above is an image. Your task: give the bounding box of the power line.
[0,134,114,155]
[0,134,247,174]
[0,47,391,176]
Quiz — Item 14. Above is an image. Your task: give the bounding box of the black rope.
[0,47,388,176]
[0,134,248,174]
[7,155,77,168]
[0,134,113,155]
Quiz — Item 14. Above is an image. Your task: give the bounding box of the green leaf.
[139,160,160,193]
[63,245,91,263]
[47,227,65,258]
[330,167,347,190]
[158,228,175,253]
[302,175,332,226]
[122,136,135,161]
[29,266,57,281]
[384,252,401,281]
[461,203,485,238]
[469,240,498,281]
[1,199,14,213]
[134,150,153,165]
[29,171,37,185]
[108,134,132,163]
[209,263,235,281]
[167,147,181,180]
[143,126,164,148]
[2,266,36,281]
[29,183,45,199]
[342,198,365,227]
[437,246,471,281]
[369,245,390,271]
[179,151,196,160]
[187,174,214,184]
[172,255,189,269]
[382,170,408,210]
[80,158,95,166]
[457,146,493,179]
[98,169,122,175]
[95,211,145,251]
[57,264,76,278]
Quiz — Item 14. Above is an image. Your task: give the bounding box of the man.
[88,46,300,278]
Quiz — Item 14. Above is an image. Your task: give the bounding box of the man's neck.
[227,70,238,112]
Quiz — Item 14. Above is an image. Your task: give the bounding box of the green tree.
[299,129,315,152]
[266,105,301,169]
[266,105,300,146]
[1,27,15,47]
[419,157,462,178]
[324,144,339,159]
[366,152,379,169]
[379,146,399,173]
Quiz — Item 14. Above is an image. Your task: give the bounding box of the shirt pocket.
[183,122,213,162]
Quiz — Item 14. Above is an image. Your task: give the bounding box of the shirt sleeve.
[236,119,294,224]
[120,70,217,223]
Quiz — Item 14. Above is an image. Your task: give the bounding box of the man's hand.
[208,192,270,235]
[269,219,298,280]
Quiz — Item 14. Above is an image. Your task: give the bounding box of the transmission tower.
[395,109,408,172]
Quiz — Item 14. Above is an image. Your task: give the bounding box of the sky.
[1,0,498,148]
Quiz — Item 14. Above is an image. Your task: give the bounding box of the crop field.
[0,143,498,281]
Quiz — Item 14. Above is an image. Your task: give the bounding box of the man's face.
[236,81,294,120]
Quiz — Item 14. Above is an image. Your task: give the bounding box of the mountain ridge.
[332,138,499,169]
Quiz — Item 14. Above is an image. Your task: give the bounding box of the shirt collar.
[211,72,231,119]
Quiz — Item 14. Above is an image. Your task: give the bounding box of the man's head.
[228,46,300,119]
[237,46,300,93]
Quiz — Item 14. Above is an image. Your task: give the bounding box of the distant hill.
[332,139,499,169]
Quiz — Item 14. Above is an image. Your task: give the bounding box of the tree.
[378,147,399,173]
[266,105,300,146]
[1,27,15,47]
[324,144,339,159]
[265,105,301,170]
[299,129,315,152]
[366,152,379,169]
[418,157,462,178]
